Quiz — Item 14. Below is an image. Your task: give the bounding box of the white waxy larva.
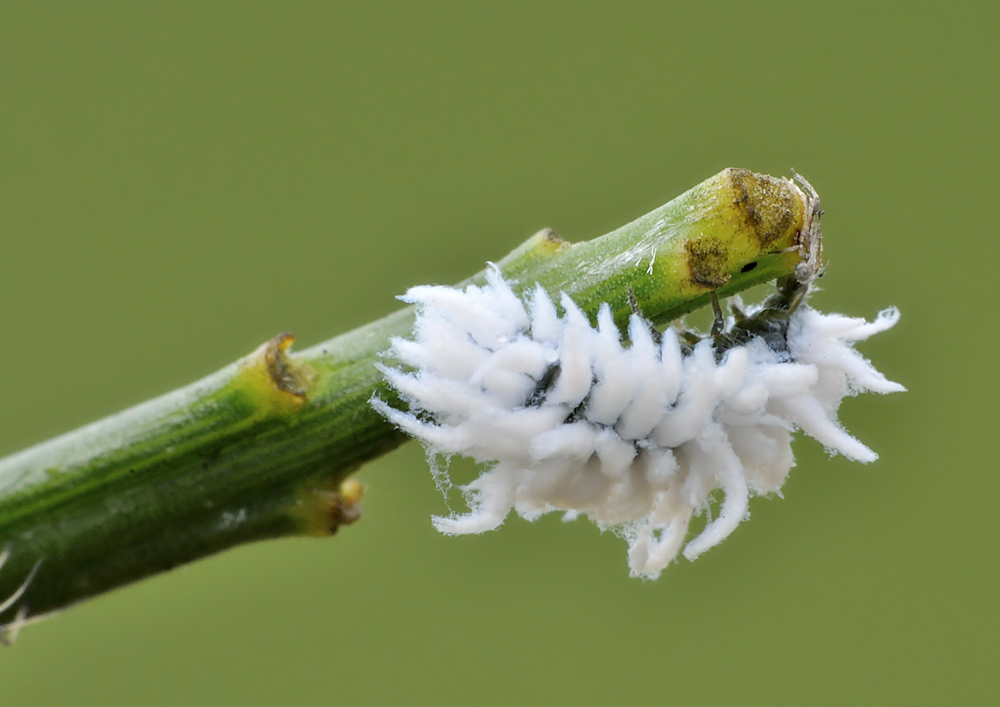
[373,269,904,578]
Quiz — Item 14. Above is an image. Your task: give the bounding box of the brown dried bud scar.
[232,333,318,418]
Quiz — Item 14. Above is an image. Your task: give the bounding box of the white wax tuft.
[373,267,904,577]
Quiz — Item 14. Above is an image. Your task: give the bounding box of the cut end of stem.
[680,168,810,294]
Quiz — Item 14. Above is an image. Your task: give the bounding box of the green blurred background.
[0,1,995,704]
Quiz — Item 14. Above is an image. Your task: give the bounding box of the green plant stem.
[0,168,809,633]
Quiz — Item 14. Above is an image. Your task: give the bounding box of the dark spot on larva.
[741,261,758,273]
[685,236,731,289]
[526,363,560,407]
[729,168,797,249]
